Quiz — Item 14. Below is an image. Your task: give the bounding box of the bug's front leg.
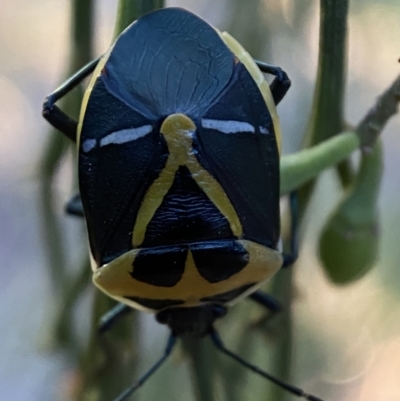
[42,57,100,142]
[256,60,291,106]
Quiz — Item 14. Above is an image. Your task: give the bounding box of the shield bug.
[43,7,322,401]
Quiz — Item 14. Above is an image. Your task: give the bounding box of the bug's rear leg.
[282,192,299,268]
[98,303,132,334]
[250,291,282,313]
[248,193,300,315]
[249,290,283,328]
[112,333,177,401]
[42,57,100,142]
[255,60,291,106]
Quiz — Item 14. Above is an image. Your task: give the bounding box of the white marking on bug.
[82,139,96,153]
[100,125,153,147]
[201,119,255,134]
[259,126,270,134]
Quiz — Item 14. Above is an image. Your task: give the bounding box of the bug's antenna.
[112,332,177,401]
[210,329,324,401]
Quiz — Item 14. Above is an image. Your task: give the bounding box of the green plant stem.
[281,68,400,194]
[357,74,400,148]
[300,0,349,209]
[219,322,257,401]
[226,0,270,58]
[280,131,359,195]
[71,0,94,67]
[265,269,294,401]
[52,257,91,353]
[113,0,164,38]
[280,3,349,400]
[181,335,217,401]
[344,142,384,220]
[39,135,69,289]
[305,0,348,146]
[77,293,138,401]
[39,0,93,291]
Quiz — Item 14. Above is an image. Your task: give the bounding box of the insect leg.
[255,60,291,106]
[112,332,177,401]
[249,291,282,313]
[42,57,100,142]
[98,303,132,334]
[249,291,282,329]
[210,329,324,401]
[282,191,299,267]
[65,193,84,217]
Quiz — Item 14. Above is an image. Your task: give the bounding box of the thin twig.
[357,74,400,149]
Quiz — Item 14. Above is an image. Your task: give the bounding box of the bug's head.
[155,304,227,336]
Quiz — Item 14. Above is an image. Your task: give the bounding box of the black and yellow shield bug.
[43,7,323,401]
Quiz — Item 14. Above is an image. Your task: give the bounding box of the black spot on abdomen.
[131,246,187,287]
[191,240,249,283]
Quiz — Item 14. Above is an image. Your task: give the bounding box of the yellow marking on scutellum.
[93,240,283,313]
[132,113,242,247]
[216,29,282,155]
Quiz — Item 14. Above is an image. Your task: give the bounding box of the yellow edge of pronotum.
[217,29,282,155]
[76,47,113,147]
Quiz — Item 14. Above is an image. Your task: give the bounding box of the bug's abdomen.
[93,239,282,312]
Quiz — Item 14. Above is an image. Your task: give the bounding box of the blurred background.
[0,0,399,400]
